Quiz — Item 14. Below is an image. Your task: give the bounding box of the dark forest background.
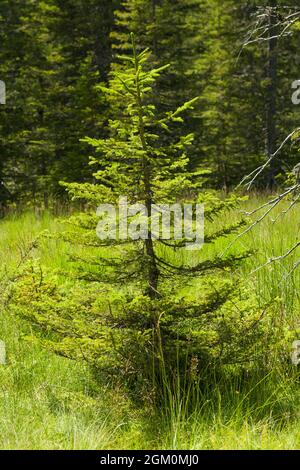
[1,0,300,209]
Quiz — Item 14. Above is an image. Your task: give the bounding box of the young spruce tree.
[11,37,269,395]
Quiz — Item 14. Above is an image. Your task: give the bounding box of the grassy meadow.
[0,196,299,450]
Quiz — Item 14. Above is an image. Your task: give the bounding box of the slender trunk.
[266,1,278,188]
[38,108,49,209]
[93,1,115,82]
[151,0,158,56]
[133,38,159,298]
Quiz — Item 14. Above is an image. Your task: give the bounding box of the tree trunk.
[266,1,278,189]
[133,37,159,298]
[151,0,158,56]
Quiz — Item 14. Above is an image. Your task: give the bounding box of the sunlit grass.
[0,198,299,449]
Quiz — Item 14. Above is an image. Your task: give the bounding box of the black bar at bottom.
[0,450,298,467]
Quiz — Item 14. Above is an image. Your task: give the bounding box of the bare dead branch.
[251,241,300,275]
